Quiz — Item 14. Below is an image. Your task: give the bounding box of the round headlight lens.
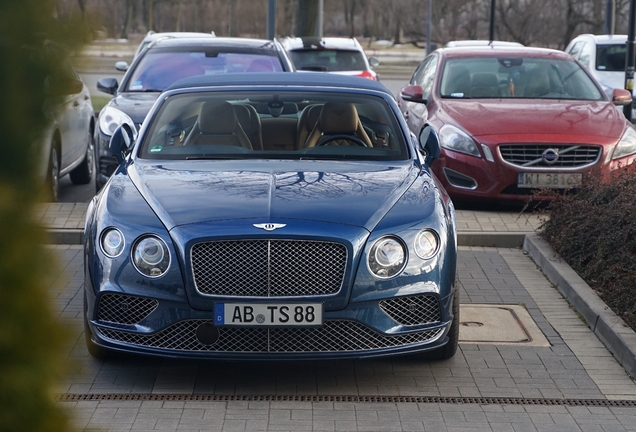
[100,228,125,258]
[98,106,135,136]
[368,236,406,279]
[414,230,439,260]
[132,236,170,277]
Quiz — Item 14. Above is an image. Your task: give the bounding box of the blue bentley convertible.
[83,73,458,360]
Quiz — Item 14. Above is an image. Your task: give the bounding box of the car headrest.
[319,102,358,134]
[198,101,237,134]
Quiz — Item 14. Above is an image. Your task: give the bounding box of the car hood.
[128,159,419,231]
[437,99,625,141]
[110,92,160,124]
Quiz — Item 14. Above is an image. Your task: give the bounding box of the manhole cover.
[459,304,550,346]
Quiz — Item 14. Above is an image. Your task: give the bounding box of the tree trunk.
[296,0,319,36]
[121,0,134,38]
[146,0,154,32]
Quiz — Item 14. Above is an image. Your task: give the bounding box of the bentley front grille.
[95,319,444,352]
[97,293,158,325]
[379,295,441,326]
[499,144,600,168]
[191,240,347,297]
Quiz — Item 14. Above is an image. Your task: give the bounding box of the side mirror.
[115,61,129,72]
[400,85,427,104]
[109,123,136,164]
[368,57,380,68]
[612,88,632,106]
[97,77,119,95]
[419,125,440,166]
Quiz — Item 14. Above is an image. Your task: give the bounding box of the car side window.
[418,56,438,98]
[409,58,430,85]
[568,41,583,59]
[579,42,593,68]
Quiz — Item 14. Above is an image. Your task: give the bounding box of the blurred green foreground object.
[0,0,88,430]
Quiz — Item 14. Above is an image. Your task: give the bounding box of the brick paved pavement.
[45,243,636,431]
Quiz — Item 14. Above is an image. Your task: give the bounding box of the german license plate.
[214,303,323,327]
[518,172,582,189]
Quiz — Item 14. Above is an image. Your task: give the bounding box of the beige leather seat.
[233,104,263,150]
[296,104,322,149]
[303,102,373,148]
[185,101,253,150]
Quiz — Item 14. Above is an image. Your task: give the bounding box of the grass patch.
[91,95,112,114]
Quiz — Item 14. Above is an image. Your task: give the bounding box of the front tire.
[46,145,60,202]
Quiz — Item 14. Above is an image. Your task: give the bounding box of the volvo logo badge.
[541,148,559,165]
[253,223,286,231]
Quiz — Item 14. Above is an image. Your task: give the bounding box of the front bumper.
[84,289,453,360]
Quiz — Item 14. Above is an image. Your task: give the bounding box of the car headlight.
[439,124,481,157]
[414,229,439,260]
[99,106,135,136]
[100,228,125,258]
[613,126,636,160]
[368,236,407,279]
[132,235,170,278]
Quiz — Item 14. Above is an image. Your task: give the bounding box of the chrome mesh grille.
[97,294,158,325]
[499,144,600,168]
[379,295,441,326]
[95,319,444,352]
[191,240,347,297]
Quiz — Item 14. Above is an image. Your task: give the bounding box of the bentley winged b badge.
[253,223,287,231]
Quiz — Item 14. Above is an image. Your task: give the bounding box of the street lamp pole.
[624,0,636,121]
[425,0,432,55]
[489,0,495,44]
[267,0,276,40]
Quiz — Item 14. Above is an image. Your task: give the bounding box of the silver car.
[38,45,95,201]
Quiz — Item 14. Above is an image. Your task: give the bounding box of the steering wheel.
[317,134,368,147]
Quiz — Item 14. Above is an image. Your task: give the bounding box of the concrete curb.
[524,233,636,378]
[47,229,84,245]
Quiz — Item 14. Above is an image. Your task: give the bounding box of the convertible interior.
[141,91,408,161]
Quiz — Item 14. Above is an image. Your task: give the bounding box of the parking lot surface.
[46,239,636,431]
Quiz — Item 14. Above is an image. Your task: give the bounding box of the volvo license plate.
[518,173,582,189]
[214,303,323,326]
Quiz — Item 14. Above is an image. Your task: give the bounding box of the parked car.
[38,41,95,201]
[133,30,216,59]
[94,37,294,192]
[398,46,636,204]
[83,72,459,361]
[445,40,523,48]
[280,37,379,80]
[565,34,628,97]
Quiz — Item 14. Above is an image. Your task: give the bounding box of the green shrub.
[0,0,88,430]
[538,169,636,330]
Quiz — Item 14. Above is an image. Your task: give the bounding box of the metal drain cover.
[459,304,550,346]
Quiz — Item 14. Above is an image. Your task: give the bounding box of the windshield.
[125,48,284,92]
[139,90,407,161]
[596,44,626,72]
[439,56,604,100]
[290,49,367,72]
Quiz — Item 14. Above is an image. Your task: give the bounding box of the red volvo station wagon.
[399,46,636,203]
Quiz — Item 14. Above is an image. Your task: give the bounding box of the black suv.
[94,37,294,191]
